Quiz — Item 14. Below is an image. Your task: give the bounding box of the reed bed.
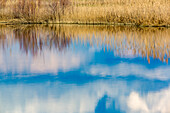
[0,0,170,26]
[0,25,170,63]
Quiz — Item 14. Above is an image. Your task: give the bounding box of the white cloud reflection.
[85,63,170,80]
[0,80,170,113]
[127,87,170,113]
[0,47,91,76]
[30,49,87,73]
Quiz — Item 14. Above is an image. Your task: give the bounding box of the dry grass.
[0,0,170,26]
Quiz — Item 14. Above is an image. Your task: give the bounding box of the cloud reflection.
[127,87,170,113]
[0,80,170,113]
[31,49,88,73]
[0,47,90,75]
[86,63,170,80]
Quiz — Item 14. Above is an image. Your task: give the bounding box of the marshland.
[0,0,170,112]
[0,0,170,26]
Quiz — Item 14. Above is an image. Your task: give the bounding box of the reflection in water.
[0,25,71,55]
[0,79,170,113]
[0,25,170,113]
[0,25,170,63]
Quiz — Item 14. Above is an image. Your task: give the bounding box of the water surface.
[0,25,170,113]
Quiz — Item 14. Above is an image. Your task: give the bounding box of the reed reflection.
[0,25,71,56]
[0,25,169,63]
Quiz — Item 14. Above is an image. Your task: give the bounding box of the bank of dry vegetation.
[0,0,170,26]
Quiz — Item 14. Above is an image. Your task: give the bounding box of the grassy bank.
[0,0,170,26]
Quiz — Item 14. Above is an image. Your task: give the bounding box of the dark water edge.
[1,21,170,28]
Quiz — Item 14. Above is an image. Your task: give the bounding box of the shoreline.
[0,20,170,28]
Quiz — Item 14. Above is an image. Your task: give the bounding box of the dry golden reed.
[0,0,170,26]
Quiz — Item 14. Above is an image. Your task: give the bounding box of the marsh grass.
[0,0,170,26]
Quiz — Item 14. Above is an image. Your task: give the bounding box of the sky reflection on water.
[0,25,170,113]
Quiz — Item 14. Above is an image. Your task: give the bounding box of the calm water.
[0,25,170,113]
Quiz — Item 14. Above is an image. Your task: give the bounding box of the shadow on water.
[0,25,170,113]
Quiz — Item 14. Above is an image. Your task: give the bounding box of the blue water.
[0,25,170,113]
